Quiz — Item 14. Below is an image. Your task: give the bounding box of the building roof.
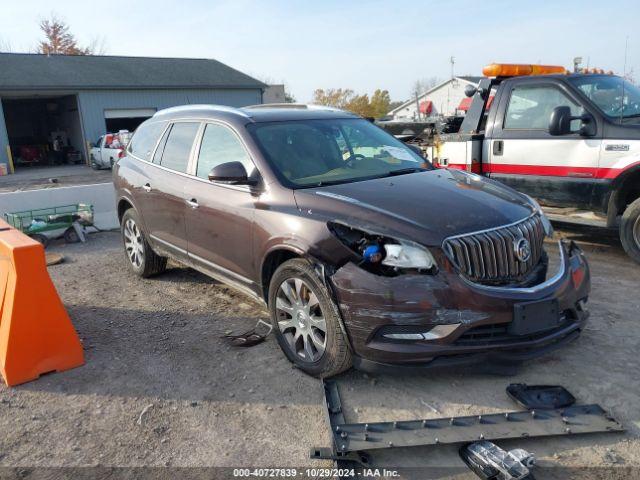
[456,76,484,84]
[0,53,266,91]
[388,76,485,115]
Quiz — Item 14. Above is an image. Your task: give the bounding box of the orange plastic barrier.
[0,219,84,386]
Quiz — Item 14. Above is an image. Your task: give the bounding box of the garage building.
[0,53,266,174]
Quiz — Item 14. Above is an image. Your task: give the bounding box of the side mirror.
[208,161,255,185]
[549,106,596,137]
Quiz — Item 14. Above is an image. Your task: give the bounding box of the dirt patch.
[0,227,637,475]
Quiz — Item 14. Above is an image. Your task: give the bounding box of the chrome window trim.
[128,116,260,194]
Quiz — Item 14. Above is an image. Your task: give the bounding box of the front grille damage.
[443,214,546,286]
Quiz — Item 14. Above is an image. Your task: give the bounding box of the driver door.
[488,81,602,209]
[183,122,258,290]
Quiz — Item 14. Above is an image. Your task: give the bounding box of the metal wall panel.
[78,88,263,144]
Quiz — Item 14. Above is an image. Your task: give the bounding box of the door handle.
[143,183,152,192]
[186,198,199,209]
[493,140,504,156]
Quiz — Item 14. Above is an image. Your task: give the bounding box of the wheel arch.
[608,165,640,223]
[260,245,306,301]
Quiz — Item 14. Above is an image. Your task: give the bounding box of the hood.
[293,169,535,246]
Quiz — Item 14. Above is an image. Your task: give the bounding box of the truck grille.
[443,214,545,284]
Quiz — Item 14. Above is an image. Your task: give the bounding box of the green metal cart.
[4,203,95,246]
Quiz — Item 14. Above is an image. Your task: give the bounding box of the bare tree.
[411,76,442,98]
[0,36,12,52]
[37,14,96,55]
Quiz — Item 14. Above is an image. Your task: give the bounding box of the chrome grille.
[443,214,546,284]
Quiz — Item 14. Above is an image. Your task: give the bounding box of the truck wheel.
[121,209,167,277]
[268,258,352,378]
[90,156,100,170]
[620,197,640,264]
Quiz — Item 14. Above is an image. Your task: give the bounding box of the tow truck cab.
[431,64,640,263]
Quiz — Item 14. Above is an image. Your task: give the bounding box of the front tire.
[121,209,167,277]
[268,258,352,378]
[620,197,640,264]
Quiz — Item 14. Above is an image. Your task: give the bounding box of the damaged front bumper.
[328,240,590,373]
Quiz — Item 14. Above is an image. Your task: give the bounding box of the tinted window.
[196,124,253,179]
[159,122,200,173]
[505,86,583,130]
[128,121,166,161]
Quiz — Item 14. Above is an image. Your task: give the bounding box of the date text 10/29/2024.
[232,468,400,478]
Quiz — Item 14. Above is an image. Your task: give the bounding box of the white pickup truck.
[89,131,132,169]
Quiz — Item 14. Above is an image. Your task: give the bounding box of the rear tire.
[620,197,640,264]
[121,208,167,277]
[268,258,352,378]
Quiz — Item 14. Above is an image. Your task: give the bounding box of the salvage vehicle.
[428,63,640,263]
[113,104,590,377]
[90,131,131,169]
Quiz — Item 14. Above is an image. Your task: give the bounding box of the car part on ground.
[506,383,576,410]
[311,380,624,469]
[459,441,535,480]
[224,319,273,347]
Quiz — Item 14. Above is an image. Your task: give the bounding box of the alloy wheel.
[123,218,144,268]
[634,215,640,249]
[275,277,327,362]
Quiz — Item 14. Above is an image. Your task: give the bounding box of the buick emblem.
[514,238,531,262]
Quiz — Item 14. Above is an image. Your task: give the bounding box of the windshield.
[568,75,640,119]
[248,118,430,187]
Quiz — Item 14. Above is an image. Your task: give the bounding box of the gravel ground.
[0,225,637,478]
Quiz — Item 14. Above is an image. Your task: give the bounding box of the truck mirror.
[549,106,572,135]
[549,106,596,137]
[464,85,477,98]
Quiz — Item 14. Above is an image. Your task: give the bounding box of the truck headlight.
[383,241,436,269]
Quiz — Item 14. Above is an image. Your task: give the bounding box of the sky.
[0,0,638,102]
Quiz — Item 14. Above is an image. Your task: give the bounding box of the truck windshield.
[248,118,429,188]
[568,75,640,120]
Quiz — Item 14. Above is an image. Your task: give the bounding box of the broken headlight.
[328,222,437,274]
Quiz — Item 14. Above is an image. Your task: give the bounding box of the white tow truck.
[425,63,640,263]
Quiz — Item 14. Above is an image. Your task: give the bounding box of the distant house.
[263,84,286,103]
[388,76,484,120]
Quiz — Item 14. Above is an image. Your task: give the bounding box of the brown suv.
[113,104,591,377]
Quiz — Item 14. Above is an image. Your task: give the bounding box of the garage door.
[104,108,157,119]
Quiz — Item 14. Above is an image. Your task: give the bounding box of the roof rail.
[155,104,251,118]
[243,103,347,113]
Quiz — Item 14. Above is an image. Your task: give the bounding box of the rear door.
[488,80,602,208]
[183,122,258,291]
[135,121,201,260]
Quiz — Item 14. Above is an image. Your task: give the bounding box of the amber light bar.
[483,63,567,77]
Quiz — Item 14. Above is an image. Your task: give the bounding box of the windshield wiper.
[384,167,426,177]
